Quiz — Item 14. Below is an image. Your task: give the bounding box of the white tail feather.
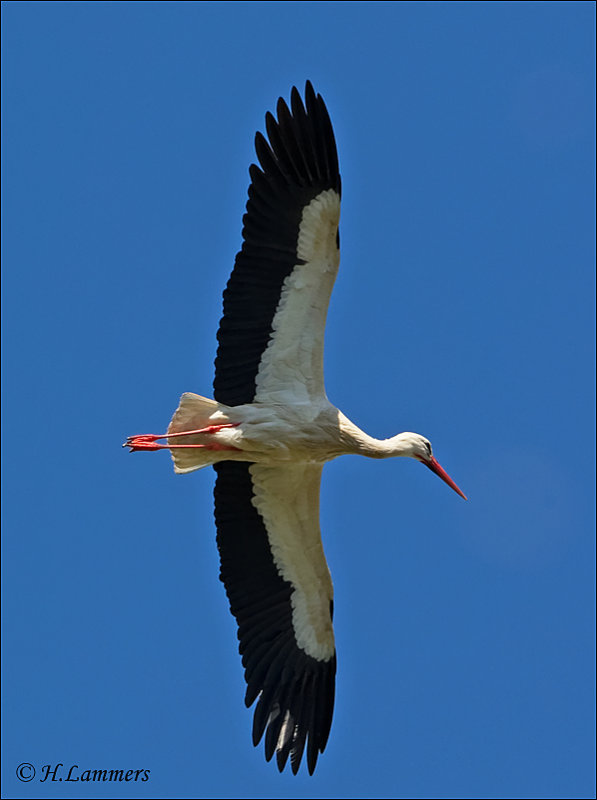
[167,393,220,474]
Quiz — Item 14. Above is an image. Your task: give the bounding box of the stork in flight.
[125,82,466,775]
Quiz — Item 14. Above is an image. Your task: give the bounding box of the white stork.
[125,81,466,775]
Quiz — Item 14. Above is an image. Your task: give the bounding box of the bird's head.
[392,432,467,500]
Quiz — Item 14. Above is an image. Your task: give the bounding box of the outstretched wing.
[214,81,341,407]
[213,461,336,775]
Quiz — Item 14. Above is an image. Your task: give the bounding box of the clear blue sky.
[2,2,595,798]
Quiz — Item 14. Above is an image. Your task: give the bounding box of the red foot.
[126,438,162,452]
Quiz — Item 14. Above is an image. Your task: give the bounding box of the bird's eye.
[425,442,432,455]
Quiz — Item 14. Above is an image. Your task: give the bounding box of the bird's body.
[170,395,353,465]
[125,82,465,775]
[163,392,447,467]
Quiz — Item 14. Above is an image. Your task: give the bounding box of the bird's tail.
[167,392,221,474]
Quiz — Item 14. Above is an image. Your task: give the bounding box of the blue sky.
[2,2,595,798]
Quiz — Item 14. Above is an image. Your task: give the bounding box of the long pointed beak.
[424,456,468,500]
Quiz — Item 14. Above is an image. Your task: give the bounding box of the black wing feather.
[213,461,336,774]
[213,81,341,406]
[212,84,338,774]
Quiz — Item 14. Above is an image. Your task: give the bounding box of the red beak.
[424,456,467,500]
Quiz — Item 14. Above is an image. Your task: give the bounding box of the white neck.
[338,415,427,460]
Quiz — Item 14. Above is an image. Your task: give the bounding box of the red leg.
[163,423,240,439]
[125,441,240,453]
[123,423,241,453]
